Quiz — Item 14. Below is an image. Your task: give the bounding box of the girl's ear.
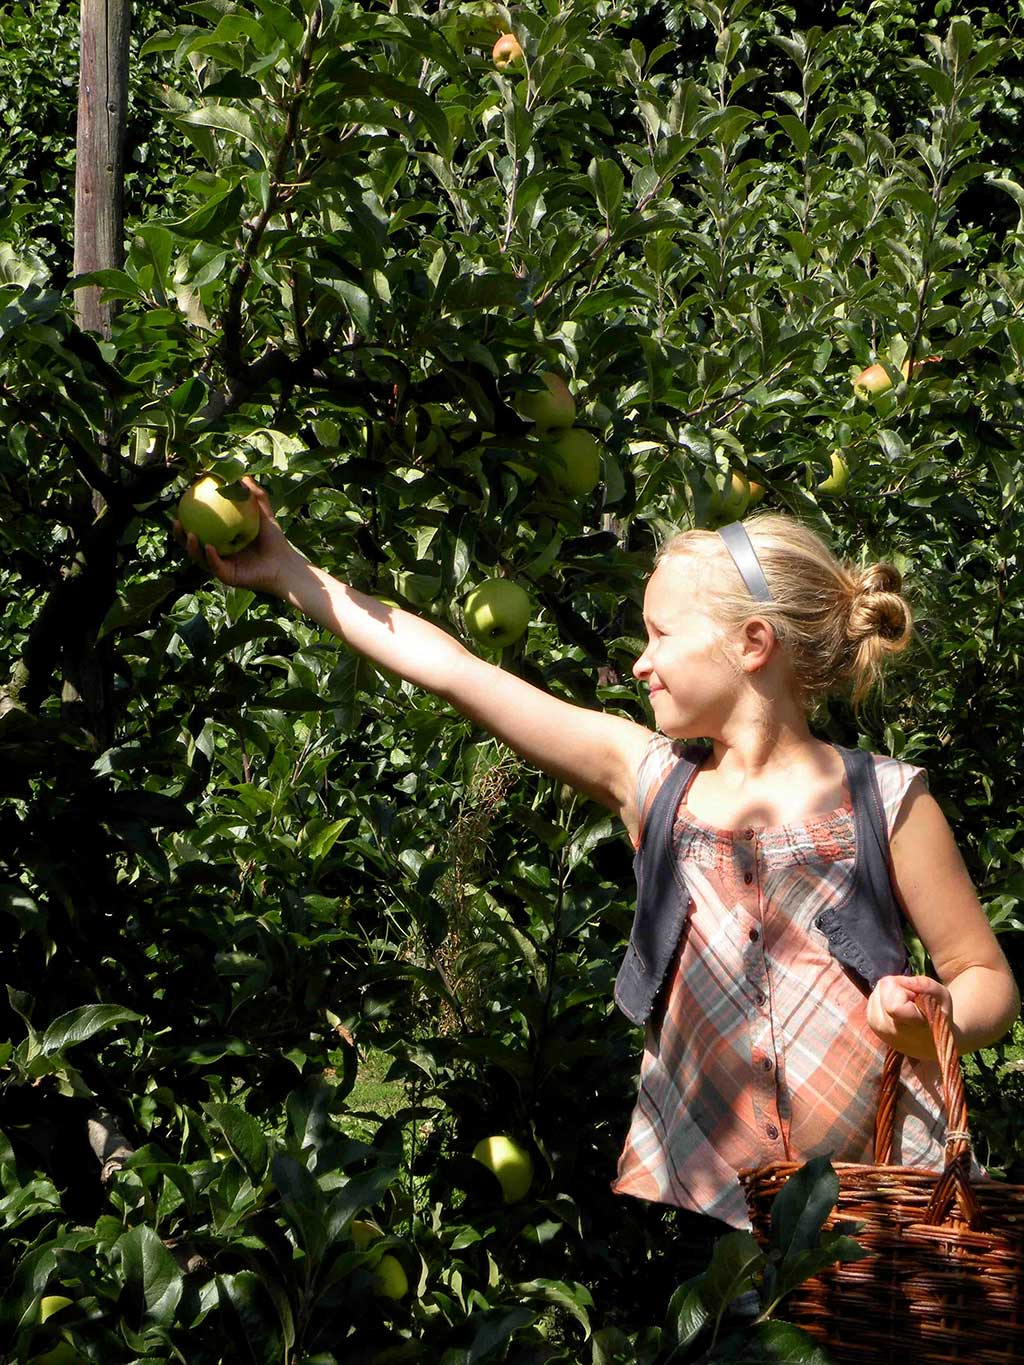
[739,616,776,672]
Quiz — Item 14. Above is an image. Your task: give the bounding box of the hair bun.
[848,563,911,645]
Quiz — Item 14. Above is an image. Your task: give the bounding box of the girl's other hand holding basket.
[867,974,956,1060]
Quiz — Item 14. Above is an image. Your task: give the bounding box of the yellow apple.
[545,428,602,496]
[514,372,576,430]
[177,474,260,556]
[472,1134,534,1203]
[492,32,524,70]
[463,580,532,649]
[747,479,765,507]
[817,450,849,496]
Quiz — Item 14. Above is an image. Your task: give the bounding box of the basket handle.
[872,993,981,1228]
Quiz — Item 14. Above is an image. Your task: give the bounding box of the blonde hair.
[655,513,913,707]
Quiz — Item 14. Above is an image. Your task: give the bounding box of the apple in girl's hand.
[472,1134,534,1203]
[513,372,576,430]
[177,474,260,556]
[492,33,524,70]
[463,580,532,649]
[546,428,602,496]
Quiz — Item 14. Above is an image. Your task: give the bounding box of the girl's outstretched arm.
[180,480,653,837]
[867,776,1020,1059]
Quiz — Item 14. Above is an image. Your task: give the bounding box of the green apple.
[514,372,576,430]
[463,580,532,650]
[472,1134,534,1204]
[351,1218,382,1249]
[718,470,751,521]
[349,1219,408,1299]
[32,1345,80,1365]
[177,474,260,556]
[373,1254,409,1300]
[38,1297,73,1324]
[545,428,602,496]
[492,32,524,70]
[747,478,765,507]
[817,450,849,496]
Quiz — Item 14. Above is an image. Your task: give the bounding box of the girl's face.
[632,556,742,737]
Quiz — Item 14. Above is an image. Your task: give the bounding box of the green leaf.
[117,1224,184,1328]
[701,1231,765,1312]
[204,1103,270,1184]
[771,1236,870,1302]
[165,183,245,241]
[179,105,270,165]
[708,1320,835,1362]
[38,1005,141,1057]
[326,1164,402,1242]
[769,1155,839,1260]
[516,1278,594,1335]
[665,1276,710,1349]
[216,1271,286,1365]
[589,157,624,224]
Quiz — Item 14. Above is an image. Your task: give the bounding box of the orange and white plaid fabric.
[613,733,952,1229]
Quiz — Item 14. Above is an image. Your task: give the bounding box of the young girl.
[181,486,1019,1234]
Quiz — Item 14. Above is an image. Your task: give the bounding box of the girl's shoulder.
[634,733,708,847]
[867,750,929,838]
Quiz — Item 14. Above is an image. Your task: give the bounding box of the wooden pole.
[74,0,131,338]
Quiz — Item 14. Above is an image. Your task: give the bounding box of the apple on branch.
[544,427,602,497]
[350,1220,409,1300]
[463,580,532,650]
[472,1134,534,1204]
[817,449,849,497]
[710,470,751,524]
[492,32,524,70]
[853,354,941,399]
[176,474,260,557]
[513,372,576,430]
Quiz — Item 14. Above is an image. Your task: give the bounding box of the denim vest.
[613,744,909,1027]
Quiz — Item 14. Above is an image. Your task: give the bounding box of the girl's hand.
[175,478,305,598]
[866,974,955,1059]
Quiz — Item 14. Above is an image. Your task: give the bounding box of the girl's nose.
[633,650,650,680]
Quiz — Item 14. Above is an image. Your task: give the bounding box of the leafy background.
[1,0,1023,1360]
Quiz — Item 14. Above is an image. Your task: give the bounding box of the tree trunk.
[67,0,132,745]
[74,0,131,339]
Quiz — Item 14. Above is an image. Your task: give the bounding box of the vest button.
[762,1056,773,1071]
[744,827,755,840]
[743,871,754,885]
[766,1123,779,1141]
[748,928,760,942]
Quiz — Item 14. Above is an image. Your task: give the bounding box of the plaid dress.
[613,733,951,1229]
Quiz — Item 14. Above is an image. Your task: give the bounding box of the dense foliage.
[1,0,1023,1360]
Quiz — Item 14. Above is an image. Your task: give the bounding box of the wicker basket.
[739,996,1024,1364]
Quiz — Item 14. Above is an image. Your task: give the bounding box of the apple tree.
[1,1,1023,1360]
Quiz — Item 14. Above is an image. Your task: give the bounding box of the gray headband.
[717,522,774,603]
